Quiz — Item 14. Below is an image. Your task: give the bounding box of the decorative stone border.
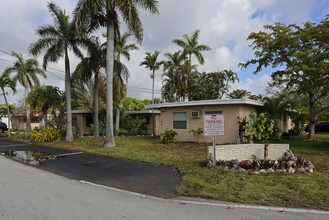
[206,150,316,174]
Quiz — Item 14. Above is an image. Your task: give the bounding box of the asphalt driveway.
[0,139,180,198]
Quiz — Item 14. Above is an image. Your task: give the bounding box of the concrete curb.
[0,143,32,148]
[79,180,329,215]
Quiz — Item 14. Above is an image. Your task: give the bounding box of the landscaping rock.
[276,169,283,173]
[282,149,296,161]
[296,167,305,173]
[237,167,246,173]
[267,168,275,173]
[287,160,295,168]
[207,149,315,175]
[308,163,315,169]
[259,169,267,174]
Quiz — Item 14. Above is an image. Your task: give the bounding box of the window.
[86,116,93,127]
[205,111,222,115]
[173,112,186,129]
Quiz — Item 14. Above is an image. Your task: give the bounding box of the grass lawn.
[3,132,329,211]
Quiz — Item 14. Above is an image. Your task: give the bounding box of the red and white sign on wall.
[204,114,225,136]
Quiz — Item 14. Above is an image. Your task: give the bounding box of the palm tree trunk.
[93,68,100,139]
[65,48,73,142]
[104,18,116,148]
[25,86,32,131]
[152,70,155,136]
[2,90,11,136]
[308,92,316,140]
[115,107,120,135]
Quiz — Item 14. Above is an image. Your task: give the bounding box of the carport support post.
[212,136,216,166]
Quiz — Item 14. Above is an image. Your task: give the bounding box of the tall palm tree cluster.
[2,52,46,133]
[0,0,159,148]
[141,30,239,102]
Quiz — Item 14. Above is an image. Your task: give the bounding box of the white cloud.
[230,74,271,96]
[0,0,327,104]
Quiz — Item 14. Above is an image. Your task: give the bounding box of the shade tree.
[240,15,329,140]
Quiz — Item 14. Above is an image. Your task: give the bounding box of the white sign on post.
[204,114,224,166]
[204,114,225,136]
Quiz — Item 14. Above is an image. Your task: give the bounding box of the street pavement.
[1,155,328,220]
[0,139,179,198]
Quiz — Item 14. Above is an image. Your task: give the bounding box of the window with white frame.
[173,112,187,129]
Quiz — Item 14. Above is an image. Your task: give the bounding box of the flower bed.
[207,150,315,174]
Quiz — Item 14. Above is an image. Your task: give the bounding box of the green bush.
[31,127,60,143]
[161,129,178,144]
[117,128,128,136]
[121,115,148,136]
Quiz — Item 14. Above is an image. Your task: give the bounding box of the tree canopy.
[240,15,329,139]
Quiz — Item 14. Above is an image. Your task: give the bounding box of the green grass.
[3,133,329,211]
[272,138,329,154]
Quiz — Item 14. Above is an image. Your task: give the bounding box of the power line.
[0,48,164,95]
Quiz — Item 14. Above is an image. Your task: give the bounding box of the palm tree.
[29,2,89,142]
[172,29,211,65]
[0,72,16,136]
[74,0,159,148]
[140,51,163,103]
[162,51,183,102]
[222,70,239,98]
[73,37,106,139]
[4,52,46,131]
[140,51,163,136]
[114,32,138,135]
[228,89,251,99]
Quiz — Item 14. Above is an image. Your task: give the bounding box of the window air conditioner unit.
[191,110,201,118]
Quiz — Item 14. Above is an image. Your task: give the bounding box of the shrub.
[243,112,274,143]
[31,127,60,143]
[121,115,148,136]
[189,127,203,143]
[117,128,128,136]
[161,129,178,144]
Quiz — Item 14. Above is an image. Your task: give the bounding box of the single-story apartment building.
[125,110,161,135]
[12,114,40,130]
[71,110,93,135]
[146,98,292,143]
[71,110,160,136]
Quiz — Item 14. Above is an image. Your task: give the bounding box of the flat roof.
[146,99,264,108]
[125,110,161,114]
[72,110,92,114]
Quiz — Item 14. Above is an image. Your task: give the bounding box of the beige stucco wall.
[72,113,91,135]
[159,104,260,143]
[11,116,40,130]
[145,114,161,135]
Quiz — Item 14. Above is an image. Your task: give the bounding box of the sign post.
[204,114,224,166]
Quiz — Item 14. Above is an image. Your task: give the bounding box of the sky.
[0,0,328,104]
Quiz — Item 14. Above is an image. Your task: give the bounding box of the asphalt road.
[1,156,328,220]
[0,139,179,198]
